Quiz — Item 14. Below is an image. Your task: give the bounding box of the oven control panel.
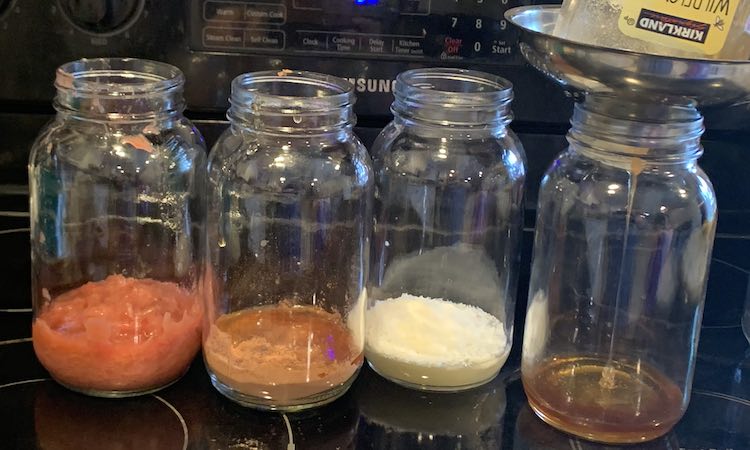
[189,0,527,64]
[0,0,577,123]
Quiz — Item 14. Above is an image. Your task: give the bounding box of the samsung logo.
[344,78,397,93]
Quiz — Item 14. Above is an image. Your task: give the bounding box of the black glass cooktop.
[1,187,748,450]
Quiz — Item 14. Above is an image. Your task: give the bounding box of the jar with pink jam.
[29,58,206,397]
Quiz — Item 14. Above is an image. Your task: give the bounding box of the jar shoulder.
[208,129,372,189]
[372,122,525,181]
[539,149,717,221]
[30,117,207,176]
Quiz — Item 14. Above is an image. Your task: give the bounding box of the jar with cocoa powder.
[203,70,372,411]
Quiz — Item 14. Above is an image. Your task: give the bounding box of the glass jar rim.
[55,58,185,97]
[572,99,705,142]
[395,68,513,106]
[230,70,355,109]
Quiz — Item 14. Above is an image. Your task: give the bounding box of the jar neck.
[228,70,355,138]
[569,97,704,164]
[54,58,185,122]
[391,68,513,132]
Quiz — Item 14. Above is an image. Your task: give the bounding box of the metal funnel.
[505,6,750,107]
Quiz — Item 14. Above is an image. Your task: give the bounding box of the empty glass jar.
[522,98,717,443]
[29,58,206,397]
[367,68,526,391]
[203,70,372,411]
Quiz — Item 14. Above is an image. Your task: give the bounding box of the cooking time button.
[330,34,359,52]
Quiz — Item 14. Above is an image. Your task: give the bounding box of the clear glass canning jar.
[554,0,750,60]
[367,68,526,392]
[203,70,373,411]
[521,98,717,443]
[29,58,206,397]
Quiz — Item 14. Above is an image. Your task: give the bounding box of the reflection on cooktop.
[0,379,186,450]
[675,389,750,450]
[355,366,507,449]
[146,359,360,450]
[513,403,681,450]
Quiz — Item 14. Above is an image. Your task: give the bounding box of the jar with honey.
[522,97,717,443]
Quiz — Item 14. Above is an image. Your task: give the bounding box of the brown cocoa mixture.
[204,302,362,404]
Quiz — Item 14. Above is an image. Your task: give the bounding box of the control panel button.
[203,1,244,22]
[329,34,359,52]
[491,38,513,56]
[59,0,143,34]
[363,36,392,54]
[297,31,328,51]
[203,27,245,48]
[441,36,464,60]
[394,37,424,56]
[245,4,285,24]
[244,29,285,49]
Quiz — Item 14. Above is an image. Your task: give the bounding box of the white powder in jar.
[365,294,510,390]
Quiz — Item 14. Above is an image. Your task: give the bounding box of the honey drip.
[601,157,644,391]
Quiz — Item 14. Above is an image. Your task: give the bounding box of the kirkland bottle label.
[619,0,740,55]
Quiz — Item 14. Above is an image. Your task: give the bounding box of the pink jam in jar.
[32,275,202,395]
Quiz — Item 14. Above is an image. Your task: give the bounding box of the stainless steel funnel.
[505,6,750,106]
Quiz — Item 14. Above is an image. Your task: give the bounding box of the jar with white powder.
[367,68,526,391]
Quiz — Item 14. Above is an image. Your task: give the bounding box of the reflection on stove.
[513,403,680,450]
[0,379,187,450]
[354,366,507,449]
[675,388,750,450]
[184,373,359,449]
